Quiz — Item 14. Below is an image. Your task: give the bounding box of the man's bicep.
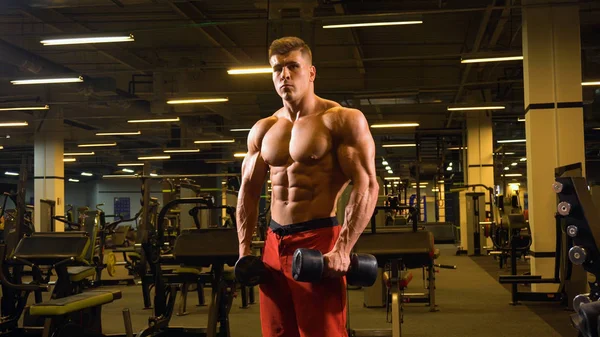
[240,150,269,195]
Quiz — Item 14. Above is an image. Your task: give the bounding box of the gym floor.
[86,245,571,337]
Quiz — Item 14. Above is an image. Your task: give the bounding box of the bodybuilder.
[236,36,379,337]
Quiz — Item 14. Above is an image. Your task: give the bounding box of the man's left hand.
[322,249,351,278]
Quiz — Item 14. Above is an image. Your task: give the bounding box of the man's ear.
[309,65,316,82]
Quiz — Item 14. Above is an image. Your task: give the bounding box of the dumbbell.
[291,248,378,287]
[234,255,267,287]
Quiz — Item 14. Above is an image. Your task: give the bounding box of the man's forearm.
[333,177,379,255]
[236,187,260,256]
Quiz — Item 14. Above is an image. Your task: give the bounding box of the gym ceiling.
[0,0,599,184]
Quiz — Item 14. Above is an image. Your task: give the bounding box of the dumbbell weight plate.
[107,252,117,277]
[292,248,323,282]
[234,255,266,287]
[347,254,378,287]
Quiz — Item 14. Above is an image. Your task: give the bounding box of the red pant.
[259,223,347,337]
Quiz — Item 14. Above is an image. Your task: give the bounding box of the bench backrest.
[173,228,238,267]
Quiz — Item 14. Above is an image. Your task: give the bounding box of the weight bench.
[31,232,97,286]
[30,289,122,336]
[139,228,239,337]
[350,230,442,337]
[0,233,130,337]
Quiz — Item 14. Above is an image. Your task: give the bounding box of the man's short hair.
[268,36,312,64]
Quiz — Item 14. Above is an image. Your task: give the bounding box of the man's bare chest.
[260,117,334,167]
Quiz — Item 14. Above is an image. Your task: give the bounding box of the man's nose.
[280,67,290,80]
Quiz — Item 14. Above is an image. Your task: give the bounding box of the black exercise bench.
[349,230,454,337]
[139,228,239,337]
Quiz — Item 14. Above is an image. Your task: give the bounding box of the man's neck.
[282,93,319,122]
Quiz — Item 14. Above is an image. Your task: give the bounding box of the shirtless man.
[236,36,379,337]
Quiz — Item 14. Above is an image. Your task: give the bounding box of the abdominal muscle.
[269,160,348,226]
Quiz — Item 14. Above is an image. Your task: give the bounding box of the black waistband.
[269,217,339,237]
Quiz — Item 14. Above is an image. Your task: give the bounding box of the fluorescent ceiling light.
[166,98,228,104]
[122,168,134,173]
[5,171,18,176]
[461,56,523,64]
[138,155,170,160]
[77,143,116,147]
[227,67,272,75]
[81,172,93,176]
[497,139,526,144]
[520,158,527,161]
[163,149,200,153]
[103,174,136,178]
[371,123,419,128]
[234,152,247,158]
[582,81,600,86]
[382,161,388,166]
[385,166,391,170]
[323,20,423,29]
[41,35,134,46]
[11,77,83,85]
[387,170,393,174]
[384,177,401,180]
[150,173,158,177]
[494,152,516,155]
[118,163,144,166]
[502,173,523,177]
[518,118,525,122]
[0,122,28,127]
[64,152,94,156]
[504,167,510,170]
[448,147,467,150]
[0,105,49,111]
[194,139,235,144]
[68,178,79,182]
[128,117,180,123]
[96,131,141,136]
[63,158,76,162]
[447,106,505,111]
[511,162,518,166]
[230,128,252,132]
[382,143,416,148]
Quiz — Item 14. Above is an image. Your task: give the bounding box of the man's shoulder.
[324,106,367,126]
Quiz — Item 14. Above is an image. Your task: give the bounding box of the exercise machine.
[0,234,130,337]
[499,163,587,308]
[555,175,600,337]
[137,197,238,337]
[351,230,455,337]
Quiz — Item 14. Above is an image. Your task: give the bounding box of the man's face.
[270,49,316,102]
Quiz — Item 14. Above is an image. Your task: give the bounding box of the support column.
[34,110,64,232]
[460,111,494,253]
[523,0,586,293]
